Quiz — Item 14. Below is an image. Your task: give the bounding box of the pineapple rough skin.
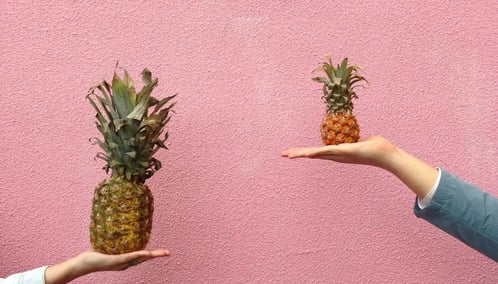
[321,113,360,145]
[90,178,153,255]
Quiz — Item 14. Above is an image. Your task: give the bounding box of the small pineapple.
[312,55,367,145]
[87,68,176,254]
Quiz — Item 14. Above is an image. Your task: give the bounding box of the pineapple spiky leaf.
[111,73,134,118]
[142,68,152,85]
[312,55,367,114]
[87,68,176,184]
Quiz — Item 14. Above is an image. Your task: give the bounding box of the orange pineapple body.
[312,55,367,145]
[321,113,360,145]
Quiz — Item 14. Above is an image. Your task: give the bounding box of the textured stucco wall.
[1,1,497,283]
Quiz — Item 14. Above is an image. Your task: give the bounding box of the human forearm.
[380,145,438,199]
[44,257,86,284]
[44,249,170,284]
[281,136,439,199]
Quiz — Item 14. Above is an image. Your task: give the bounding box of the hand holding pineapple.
[87,68,176,254]
[281,135,438,200]
[312,55,367,145]
[281,136,394,167]
[43,249,170,284]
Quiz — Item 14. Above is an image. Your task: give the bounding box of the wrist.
[45,257,81,284]
[370,140,401,171]
[380,146,438,198]
[68,254,94,279]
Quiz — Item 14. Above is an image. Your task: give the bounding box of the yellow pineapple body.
[90,178,153,254]
[87,68,175,254]
[321,113,359,145]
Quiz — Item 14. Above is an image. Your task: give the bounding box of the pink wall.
[1,1,497,283]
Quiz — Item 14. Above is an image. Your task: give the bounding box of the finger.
[131,253,170,266]
[123,258,149,270]
[128,249,171,263]
[115,252,148,267]
[151,248,171,257]
[297,148,337,158]
[142,248,170,257]
[311,155,359,163]
[281,148,321,158]
[280,148,295,157]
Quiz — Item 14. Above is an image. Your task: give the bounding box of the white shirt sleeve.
[417,167,442,209]
[0,266,47,284]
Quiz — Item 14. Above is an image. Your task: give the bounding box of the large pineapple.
[312,55,367,145]
[87,68,176,254]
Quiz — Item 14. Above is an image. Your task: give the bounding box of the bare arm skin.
[44,249,170,284]
[283,136,498,261]
[281,136,438,199]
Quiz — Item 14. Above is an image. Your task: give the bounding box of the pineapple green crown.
[312,55,367,114]
[87,68,176,183]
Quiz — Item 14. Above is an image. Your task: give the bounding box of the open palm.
[76,249,171,272]
[281,136,395,168]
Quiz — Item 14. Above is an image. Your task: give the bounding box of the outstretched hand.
[282,135,439,199]
[75,248,171,272]
[281,136,396,169]
[44,248,170,284]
